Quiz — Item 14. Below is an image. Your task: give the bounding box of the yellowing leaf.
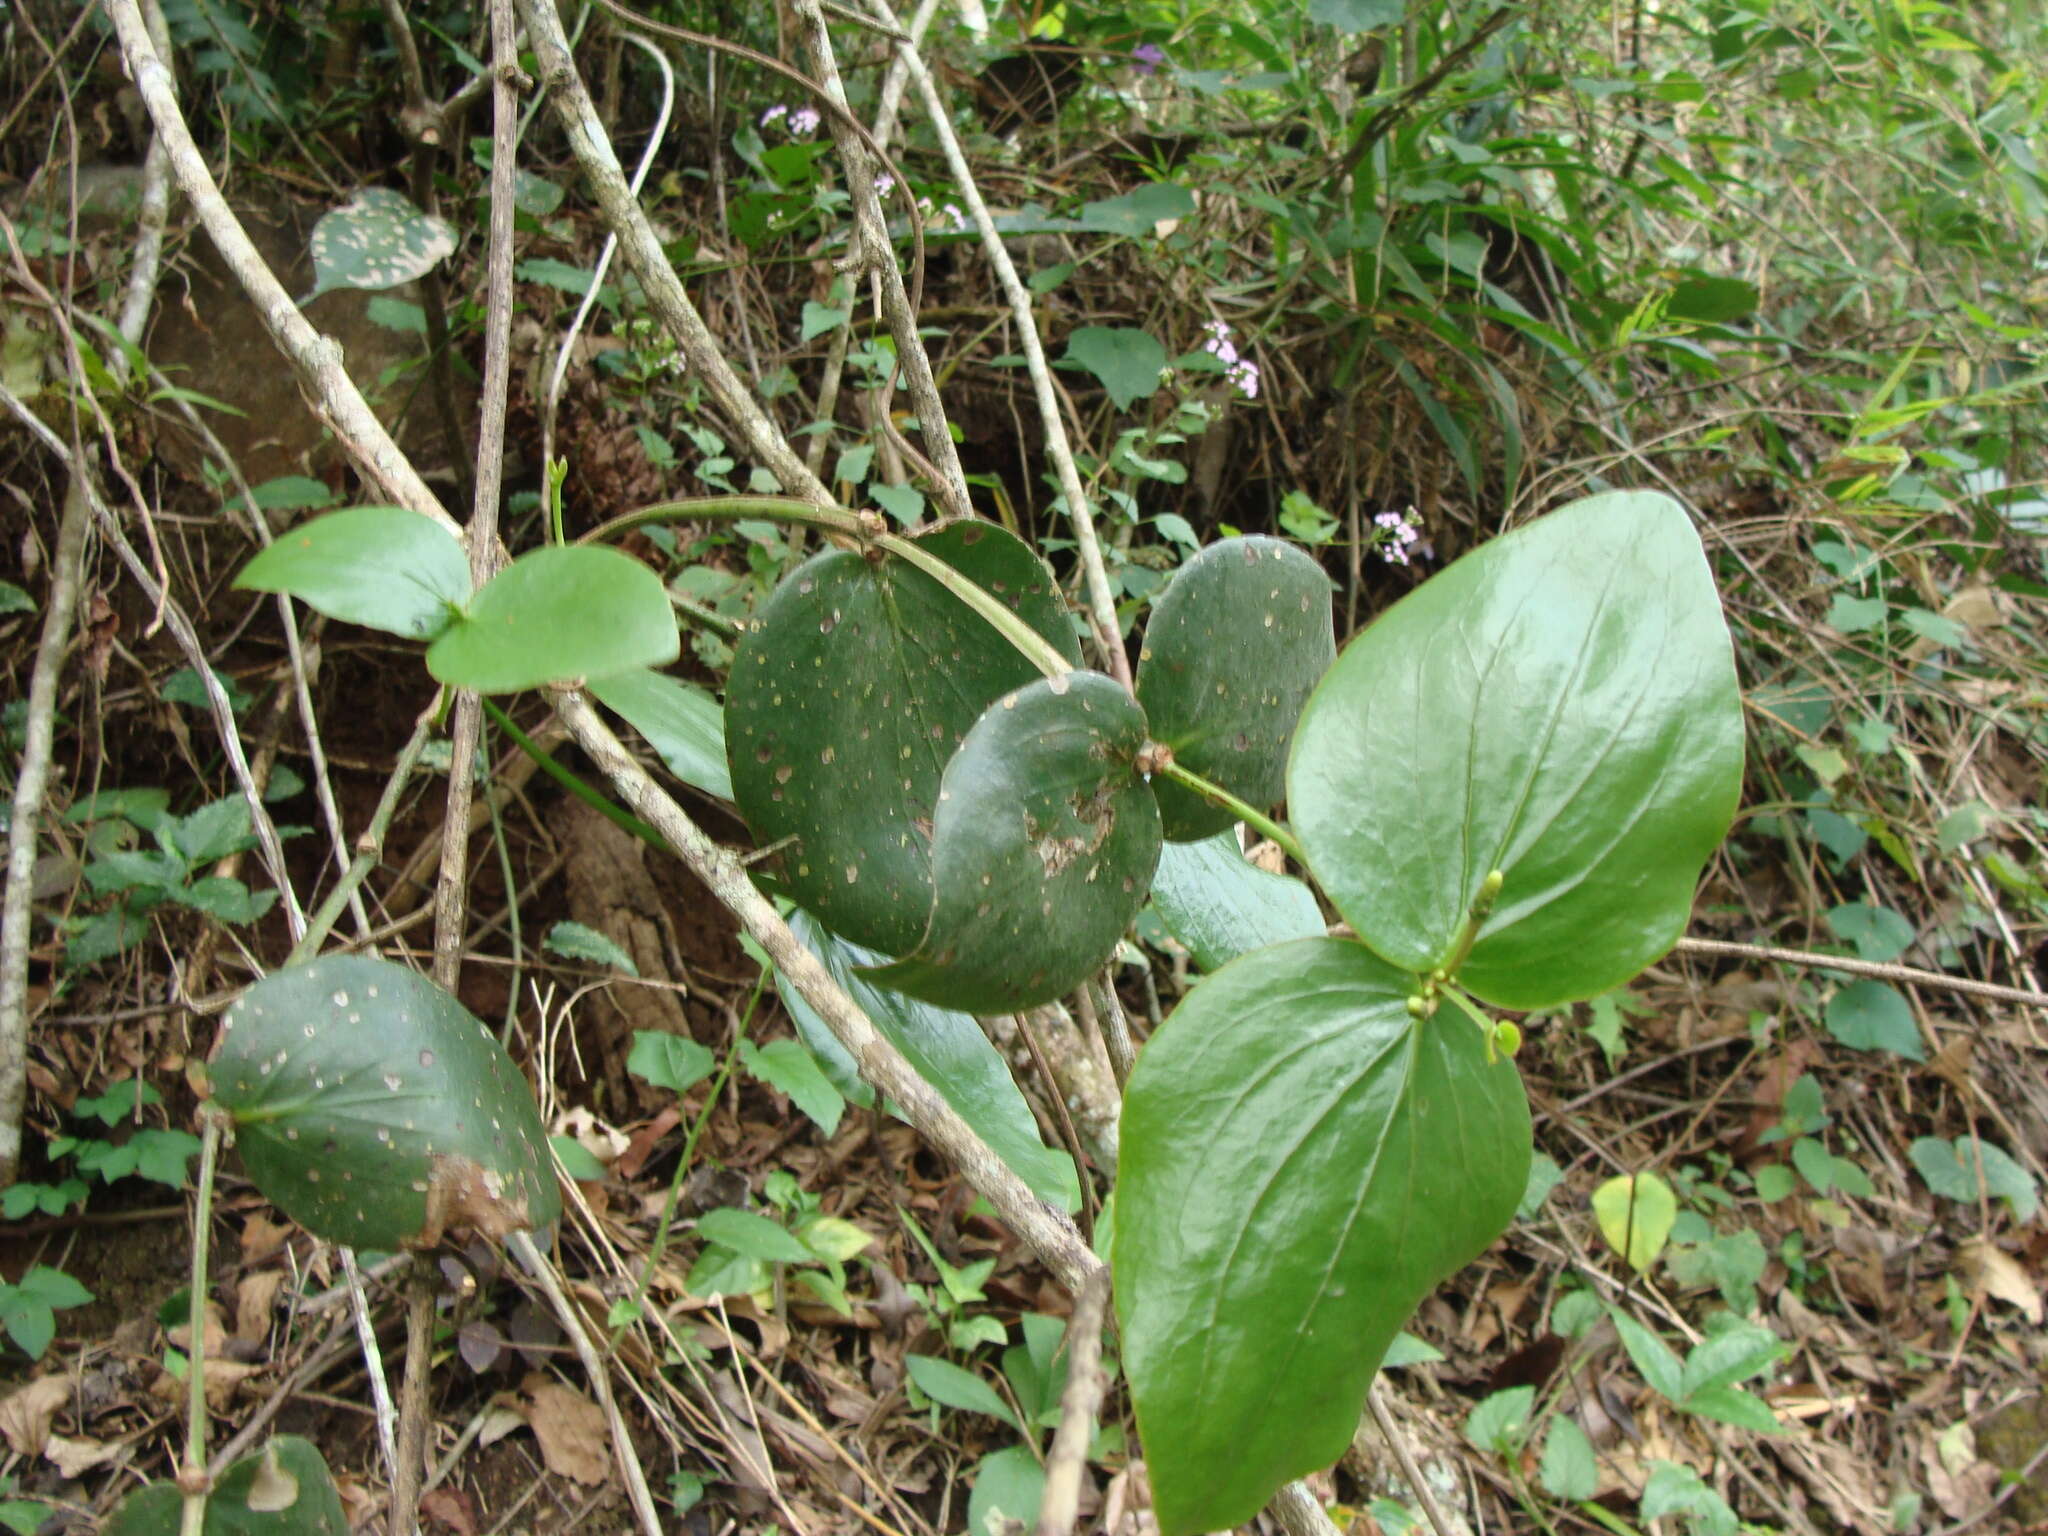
[1592,1172,1677,1272]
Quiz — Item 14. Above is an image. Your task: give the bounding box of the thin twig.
[872,0,1131,683]
[1033,1267,1111,1536]
[338,1246,402,1491]
[1367,1383,1461,1536]
[1675,936,2048,1010]
[508,1229,663,1536]
[105,0,459,532]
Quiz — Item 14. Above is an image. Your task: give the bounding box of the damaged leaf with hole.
[724,521,1079,955]
[205,954,560,1252]
[864,671,1160,1012]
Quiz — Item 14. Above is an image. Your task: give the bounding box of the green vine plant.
[233,482,1743,1532]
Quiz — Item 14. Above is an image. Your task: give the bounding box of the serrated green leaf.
[726,522,1079,956]
[1824,980,1923,1058]
[1149,831,1323,969]
[1824,902,1914,963]
[236,507,470,640]
[1289,490,1743,1010]
[626,1031,715,1095]
[863,672,1159,1012]
[13,1266,92,1311]
[906,1355,1020,1429]
[428,546,678,693]
[1464,1386,1534,1455]
[1138,536,1336,840]
[1592,1171,1677,1272]
[543,921,640,976]
[740,1038,844,1135]
[587,668,731,800]
[306,187,456,298]
[1540,1416,1597,1500]
[1064,326,1166,411]
[781,912,1078,1210]
[171,796,257,864]
[208,955,559,1250]
[696,1206,812,1264]
[1911,1136,2038,1221]
[64,787,170,828]
[1115,937,1530,1536]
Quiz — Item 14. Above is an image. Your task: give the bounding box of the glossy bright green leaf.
[235,507,469,640]
[1149,831,1323,969]
[1064,326,1167,411]
[1824,980,1923,1058]
[1115,937,1530,1536]
[106,1436,348,1536]
[725,522,1080,955]
[782,911,1079,1211]
[587,667,732,800]
[1592,1171,1678,1272]
[1289,490,1743,1009]
[208,955,560,1251]
[306,186,456,299]
[1138,536,1336,840]
[427,546,678,693]
[864,673,1159,1012]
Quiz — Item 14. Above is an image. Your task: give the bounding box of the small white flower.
[760,104,788,126]
[873,173,896,198]
[789,106,822,136]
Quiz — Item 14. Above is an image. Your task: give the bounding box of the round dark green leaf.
[862,672,1159,1012]
[426,545,679,694]
[1115,937,1530,1536]
[234,507,469,640]
[1823,980,1924,1059]
[1137,536,1335,840]
[209,955,560,1251]
[725,522,1081,955]
[1288,490,1742,1010]
[105,1436,348,1536]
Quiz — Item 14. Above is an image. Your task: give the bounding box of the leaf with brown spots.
[207,955,560,1252]
[865,672,1159,1012]
[726,521,1079,954]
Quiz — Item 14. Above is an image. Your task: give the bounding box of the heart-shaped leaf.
[587,666,732,800]
[1137,536,1335,840]
[106,1436,348,1536]
[426,545,679,694]
[1148,831,1323,970]
[208,954,561,1251]
[1289,490,1742,1009]
[864,672,1159,1012]
[780,910,1080,1211]
[725,522,1080,955]
[307,187,457,300]
[1064,326,1167,411]
[1115,937,1530,1536]
[235,507,470,640]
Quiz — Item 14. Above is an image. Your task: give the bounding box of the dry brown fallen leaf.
[1959,1237,2044,1324]
[0,1376,72,1457]
[236,1270,286,1343]
[45,1432,122,1479]
[519,1376,609,1486]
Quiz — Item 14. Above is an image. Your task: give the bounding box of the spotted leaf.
[724,522,1080,955]
[207,955,559,1251]
[306,187,457,300]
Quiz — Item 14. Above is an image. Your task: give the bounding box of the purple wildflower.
[1373,509,1423,565]
[1132,42,1167,74]
[760,103,788,127]
[788,106,822,136]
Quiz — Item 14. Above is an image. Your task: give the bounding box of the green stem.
[481,699,665,851]
[577,495,870,549]
[614,971,766,1340]
[289,705,440,965]
[1435,868,1504,981]
[1156,761,1307,866]
[180,1111,224,1536]
[579,496,1076,682]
